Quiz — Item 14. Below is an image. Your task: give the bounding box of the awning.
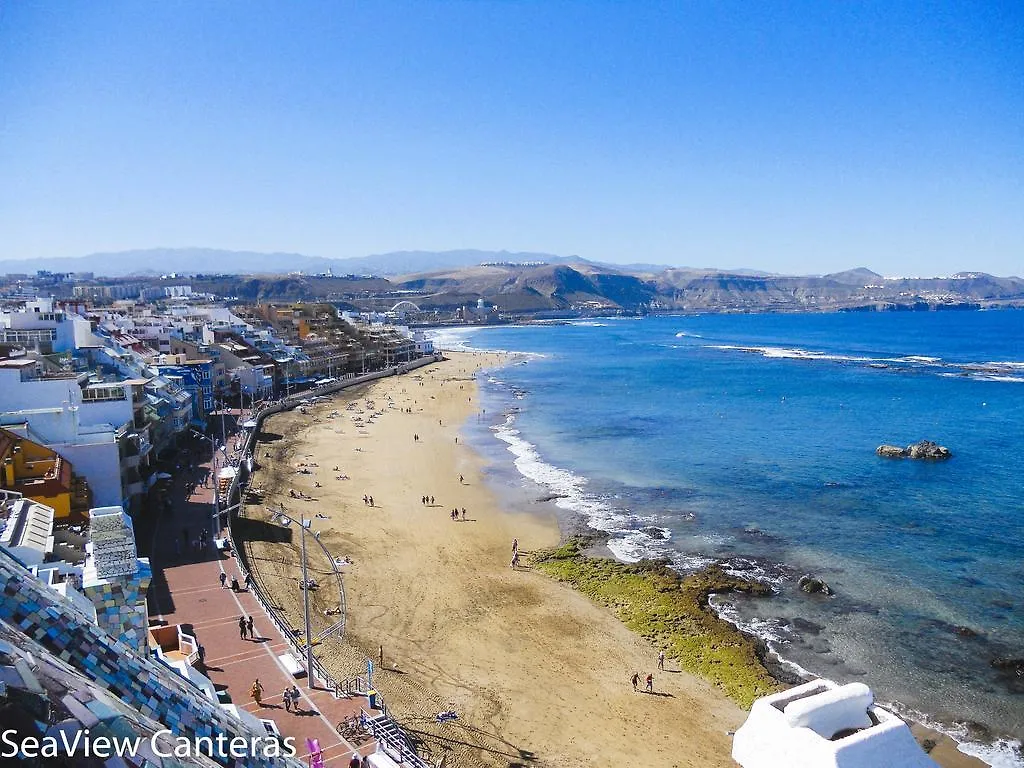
[242,420,258,429]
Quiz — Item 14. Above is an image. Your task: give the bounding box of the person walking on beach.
[238,616,247,639]
[645,673,653,693]
[219,571,227,588]
[658,650,665,670]
[250,678,263,707]
[461,508,466,521]
[631,672,640,692]
[512,538,518,556]
[363,495,368,505]
[246,616,255,639]
[430,495,434,505]
[369,496,374,507]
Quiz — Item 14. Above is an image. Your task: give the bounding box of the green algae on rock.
[533,538,781,709]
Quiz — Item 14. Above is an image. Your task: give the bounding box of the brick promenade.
[145,413,374,766]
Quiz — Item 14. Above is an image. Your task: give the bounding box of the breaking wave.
[706,344,1024,382]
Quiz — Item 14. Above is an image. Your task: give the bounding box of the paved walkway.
[145,418,374,766]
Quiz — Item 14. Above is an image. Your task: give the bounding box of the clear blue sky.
[1,1,1021,275]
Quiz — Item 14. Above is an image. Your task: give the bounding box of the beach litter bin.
[367,689,379,709]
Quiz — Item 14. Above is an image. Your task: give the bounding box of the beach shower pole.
[300,514,315,689]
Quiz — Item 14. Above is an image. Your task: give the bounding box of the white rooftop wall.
[732,680,939,768]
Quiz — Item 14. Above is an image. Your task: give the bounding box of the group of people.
[630,651,666,693]
[362,494,375,506]
[450,507,466,521]
[420,495,435,505]
[219,570,251,592]
[249,678,301,712]
[238,615,259,640]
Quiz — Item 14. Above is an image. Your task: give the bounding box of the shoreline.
[242,351,747,766]
[241,350,992,767]
[460,346,997,768]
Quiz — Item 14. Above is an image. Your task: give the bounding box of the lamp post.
[191,429,220,535]
[299,514,315,689]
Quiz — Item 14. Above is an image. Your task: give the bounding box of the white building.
[0,298,98,353]
[732,679,939,768]
[0,362,127,506]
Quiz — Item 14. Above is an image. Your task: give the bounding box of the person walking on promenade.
[349,755,361,768]
[645,673,653,693]
[658,650,665,670]
[231,575,240,592]
[632,672,640,692]
[283,686,292,712]
[238,616,247,640]
[288,685,301,713]
[250,678,263,707]
[219,572,227,588]
[246,616,255,639]
[244,572,252,590]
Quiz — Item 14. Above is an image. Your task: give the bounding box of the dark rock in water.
[953,625,980,639]
[639,526,670,540]
[920,739,937,754]
[962,721,993,741]
[536,492,568,503]
[876,444,907,458]
[991,599,1014,610]
[991,657,1024,676]
[907,440,952,459]
[797,574,834,596]
[876,440,952,460]
[789,617,825,635]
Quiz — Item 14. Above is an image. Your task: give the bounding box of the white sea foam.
[882,704,1024,768]
[425,326,547,357]
[570,320,609,327]
[675,331,704,338]
[491,411,669,563]
[706,344,1024,384]
[707,344,882,363]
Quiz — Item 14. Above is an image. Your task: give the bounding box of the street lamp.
[190,429,222,535]
[299,514,315,690]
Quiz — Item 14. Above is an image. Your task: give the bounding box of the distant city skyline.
[1,2,1021,277]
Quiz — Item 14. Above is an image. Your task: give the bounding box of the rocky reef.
[797,574,834,596]
[876,440,952,460]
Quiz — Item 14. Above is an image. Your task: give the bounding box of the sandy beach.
[240,351,982,768]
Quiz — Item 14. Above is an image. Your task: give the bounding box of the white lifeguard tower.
[733,679,939,768]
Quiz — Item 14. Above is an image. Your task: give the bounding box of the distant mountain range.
[4,248,1022,313]
[0,247,588,278]
[0,246,797,279]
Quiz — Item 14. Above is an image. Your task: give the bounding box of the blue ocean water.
[430,311,1024,766]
